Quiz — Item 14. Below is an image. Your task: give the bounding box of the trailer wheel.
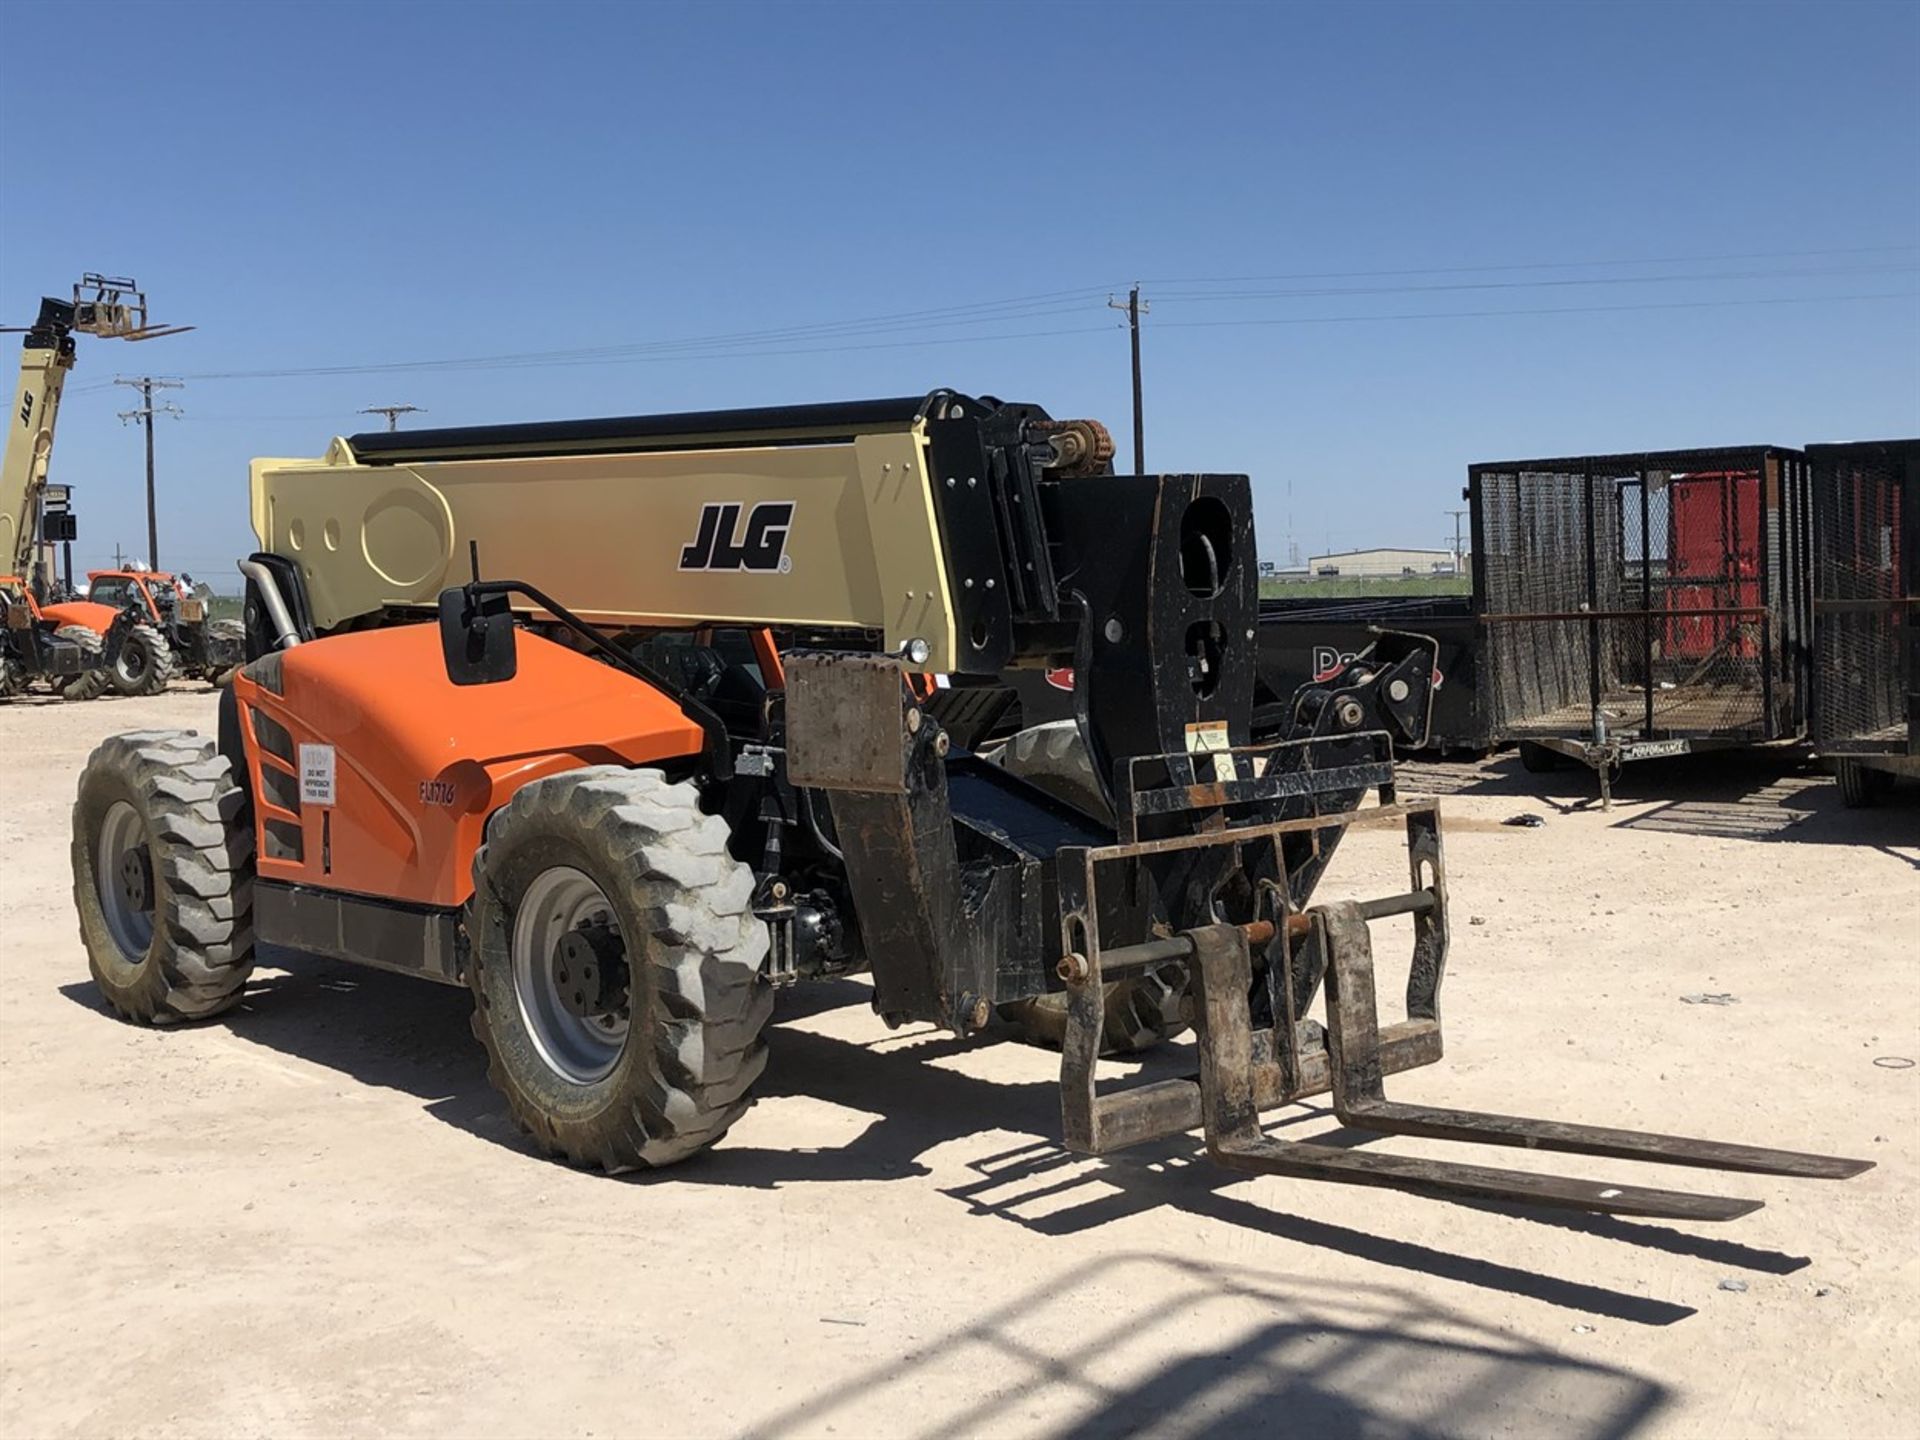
[987,722,1189,1054]
[53,625,108,702]
[466,766,773,1172]
[71,730,256,1023]
[111,622,174,697]
[1837,759,1894,809]
[1518,741,1563,774]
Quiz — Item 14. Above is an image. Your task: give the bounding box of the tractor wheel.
[206,619,246,687]
[465,766,773,1172]
[0,655,25,698]
[987,721,1190,1054]
[53,625,109,702]
[110,622,174,697]
[71,730,256,1024]
[1837,759,1894,809]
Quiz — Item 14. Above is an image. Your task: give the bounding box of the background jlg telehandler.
[40,567,245,694]
[72,392,1867,1218]
[1,274,191,701]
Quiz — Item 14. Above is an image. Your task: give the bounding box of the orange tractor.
[41,569,244,695]
[71,393,1868,1219]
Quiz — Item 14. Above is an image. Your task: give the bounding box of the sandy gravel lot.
[2,687,1915,1439]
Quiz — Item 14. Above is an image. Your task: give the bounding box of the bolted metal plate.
[784,651,912,794]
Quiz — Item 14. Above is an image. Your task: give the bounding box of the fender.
[37,598,119,634]
[231,622,705,910]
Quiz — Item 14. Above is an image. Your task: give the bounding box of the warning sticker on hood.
[299,744,336,806]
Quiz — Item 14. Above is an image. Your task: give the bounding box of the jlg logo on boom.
[678,501,794,573]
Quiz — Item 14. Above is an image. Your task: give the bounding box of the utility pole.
[1445,507,1469,573]
[113,542,126,569]
[360,404,424,431]
[1107,286,1147,473]
[115,377,184,568]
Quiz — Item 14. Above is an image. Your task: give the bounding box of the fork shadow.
[58,953,1815,1327]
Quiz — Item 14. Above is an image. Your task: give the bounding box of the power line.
[1141,242,1919,287]
[1147,263,1917,304]
[52,247,1916,392]
[1152,290,1916,332]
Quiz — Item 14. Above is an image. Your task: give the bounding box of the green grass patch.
[1260,575,1469,600]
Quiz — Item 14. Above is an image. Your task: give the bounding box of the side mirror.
[437,585,517,686]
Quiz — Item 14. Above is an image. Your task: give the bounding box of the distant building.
[1307,547,1460,579]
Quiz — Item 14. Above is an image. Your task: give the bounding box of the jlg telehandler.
[0,572,112,700]
[1,274,191,701]
[72,393,1867,1217]
[41,568,245,694]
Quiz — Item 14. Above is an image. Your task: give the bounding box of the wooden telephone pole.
[1107,286,1148,474]
[360,404,424,431]
[115,376,183,567]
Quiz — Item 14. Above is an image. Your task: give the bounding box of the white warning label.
[299,743,337,806]
[1184,721,1239,784]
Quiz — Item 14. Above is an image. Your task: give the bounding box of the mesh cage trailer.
[1809,438,1919,802]
[1468,446,1812,786]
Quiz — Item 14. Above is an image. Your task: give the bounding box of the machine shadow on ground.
[61,951,1813,1329]
[1404,748,1917,851]
[738,1254,1673,1440]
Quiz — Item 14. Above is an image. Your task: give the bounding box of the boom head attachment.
[70,275,194,342]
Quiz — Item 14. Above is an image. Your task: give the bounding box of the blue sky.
[3,0,1915,583]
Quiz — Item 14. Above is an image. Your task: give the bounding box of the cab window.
[88,577,142,610]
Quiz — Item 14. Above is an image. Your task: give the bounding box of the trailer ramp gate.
[1809,438,1918,767]
[1470,447,1811,786]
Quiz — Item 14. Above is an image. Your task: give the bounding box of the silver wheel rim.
[96,800,156,962]
[512,866,632,1084]
[118,643,148,685]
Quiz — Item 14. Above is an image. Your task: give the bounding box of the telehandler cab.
[72,391,1867,1216]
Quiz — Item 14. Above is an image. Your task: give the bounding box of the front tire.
[111,621,174,697]
[53,624,108,702]
[71,730,256,1023]
[987,721,1189,1054]
[466,766,773,1172]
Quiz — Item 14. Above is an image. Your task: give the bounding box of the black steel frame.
[1809,439,1919,760]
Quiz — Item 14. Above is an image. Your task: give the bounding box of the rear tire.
[987,721,1189,1054]
[71,730,256,1023]
[0,655,24,698]
[465,766,773,1172]
[111,621,174,697]
[53,625,108,701]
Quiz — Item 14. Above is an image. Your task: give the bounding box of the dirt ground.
[2,687,1915,1439]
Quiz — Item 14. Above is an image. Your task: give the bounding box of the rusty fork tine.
[1317,904,1874,1183]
